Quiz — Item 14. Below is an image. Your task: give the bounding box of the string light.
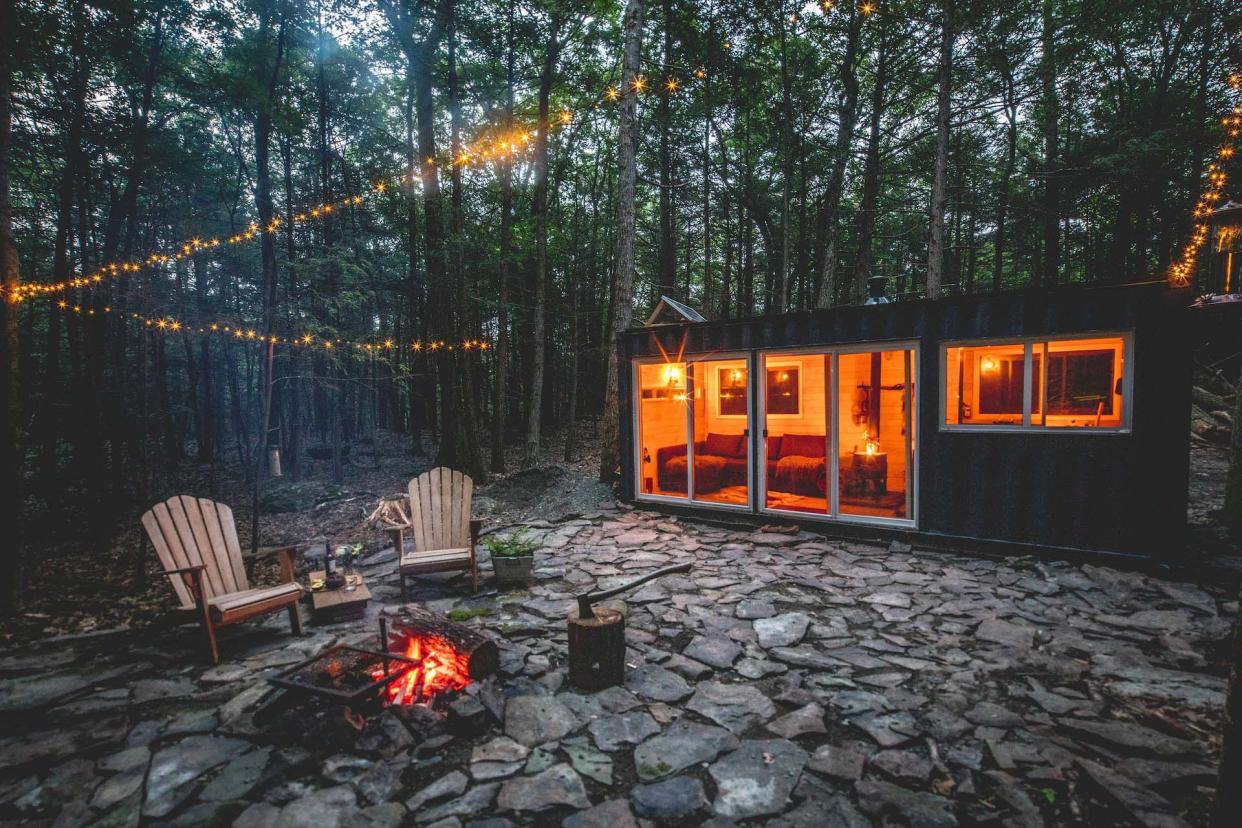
[14,14,873,310]
[9,190,376,305]
[1169,73,1241,287]
[859,2,876,15]
[44,300,490,357]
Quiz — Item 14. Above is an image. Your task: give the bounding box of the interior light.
[980,355,999,374]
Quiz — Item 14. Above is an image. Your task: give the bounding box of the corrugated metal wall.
[619,283,1195,559]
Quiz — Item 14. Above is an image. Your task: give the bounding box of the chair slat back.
[408,468,473,553]
[141,495,249,607]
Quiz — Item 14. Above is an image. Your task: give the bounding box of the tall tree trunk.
[993,62,1017,293]
[0,0,21,614]
[813,6,863,309]
[490,0,515,474]
[599,0,644,485]
[849,21,890,304]
[383,0,451,465]
[926,0,954,299]
[402,63,425,455]
[41,3,89,479]
[447,5,485,479]
[701,10,714,310]
[775,3,793,313]
[1038,0,1059,288]
[525,17,562,466]
[656,0,676,298]
[250,0,286,553]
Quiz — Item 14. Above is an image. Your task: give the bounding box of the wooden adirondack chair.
[395,467,481,600]
[141,495,306,664]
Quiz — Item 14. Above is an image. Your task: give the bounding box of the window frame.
[939,331,1134,435]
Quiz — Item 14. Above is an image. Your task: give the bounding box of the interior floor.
[694,486,749,506]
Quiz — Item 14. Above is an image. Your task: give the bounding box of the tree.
[926,0,954,299]
[0,0,21,614]
[524,10,565,467]
[599,0,644,485]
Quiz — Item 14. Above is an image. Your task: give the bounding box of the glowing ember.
[371,634,472,706]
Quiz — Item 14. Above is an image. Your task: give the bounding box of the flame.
[862,430,880,456]
[371,634,472,706]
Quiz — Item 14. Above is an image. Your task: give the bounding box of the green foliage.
[447,607,493,621]
[484,531,538,559]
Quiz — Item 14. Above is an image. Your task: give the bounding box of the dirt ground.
[4,427,1238,645]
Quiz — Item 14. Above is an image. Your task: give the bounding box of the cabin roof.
[645,296,707,326]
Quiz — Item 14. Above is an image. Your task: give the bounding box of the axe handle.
[576,562,692,619]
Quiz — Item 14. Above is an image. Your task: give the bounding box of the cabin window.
[943,335,1130,431]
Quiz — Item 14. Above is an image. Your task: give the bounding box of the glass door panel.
[837,349,915,520]
[690,358,750,506]
[761,352,830,515]
[636,361,689,498]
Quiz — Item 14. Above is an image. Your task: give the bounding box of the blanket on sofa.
[775,454,827,495]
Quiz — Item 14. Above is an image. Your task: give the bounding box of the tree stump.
[567,607,626,691]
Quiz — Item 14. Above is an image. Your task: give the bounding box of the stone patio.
[0,506,1233,826]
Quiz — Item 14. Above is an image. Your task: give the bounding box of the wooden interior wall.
[696,358,748,441]
[634,362,688,490]
[837,350,910,492]
[760,354,828,438]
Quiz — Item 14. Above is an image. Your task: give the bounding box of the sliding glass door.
[635,361,689,499]
[758,345,917,525]
[760,352,830,515]
[837,347,916,521]
[688,357,752,506]
[638,344,917,526]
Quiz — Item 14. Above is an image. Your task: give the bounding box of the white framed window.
[941,333,1133,433]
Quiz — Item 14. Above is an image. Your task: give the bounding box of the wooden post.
[567,606,626,691]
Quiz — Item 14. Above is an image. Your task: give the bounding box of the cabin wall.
[619,284,1194,559]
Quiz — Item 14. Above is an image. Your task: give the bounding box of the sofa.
[766,434,828,496]
[654,432,827,496]
[656,432,747,493]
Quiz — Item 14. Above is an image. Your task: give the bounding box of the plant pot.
[493,555,534,586]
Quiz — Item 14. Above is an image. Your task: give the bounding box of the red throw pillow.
[781,433,826,459]
[704,432,744,458]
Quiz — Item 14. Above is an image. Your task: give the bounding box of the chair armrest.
[163,565,207,576]
[164,566,207,604]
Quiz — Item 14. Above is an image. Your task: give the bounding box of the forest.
[0,0,1240,616]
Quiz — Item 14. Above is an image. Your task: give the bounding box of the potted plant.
[487,531,538,587]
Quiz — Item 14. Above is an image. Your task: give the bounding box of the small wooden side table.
[307,570,371,624]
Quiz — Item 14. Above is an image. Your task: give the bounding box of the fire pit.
[262,608,499,722]
[268,644,420,709]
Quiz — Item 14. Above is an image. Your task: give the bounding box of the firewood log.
[383,606,499,680]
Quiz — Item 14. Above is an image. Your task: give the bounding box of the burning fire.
[371,634,471,706]
[862,431,880,456]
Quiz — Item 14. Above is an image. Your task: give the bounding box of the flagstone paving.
[0,505,1234,826]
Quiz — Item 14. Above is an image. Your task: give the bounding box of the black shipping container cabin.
[617,283,1201,560]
